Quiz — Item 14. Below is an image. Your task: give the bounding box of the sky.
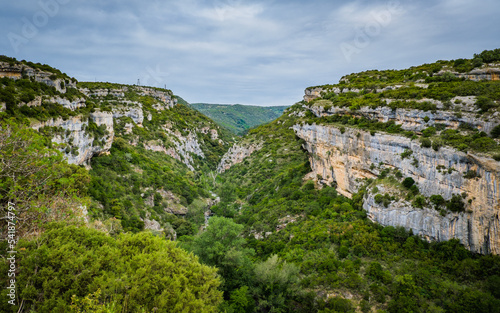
[1,0,499,106]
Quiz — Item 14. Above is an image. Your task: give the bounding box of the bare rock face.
[143,218,163,232]
[48,96,86,111]
[31,111,114,166]
[293,123,500,254]
[363,194,480,249]
[308,104,500,135]
[217,141,264,173]
[112,105,145,125]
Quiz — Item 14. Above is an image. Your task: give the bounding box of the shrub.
[476,96,496,112]
[412,196,426,209]
[3,225,223,312]
[463,170,480,179]
[401,149,413,159]
[491,125,500,138]
[469,137,497,152]
[430,195,446,209]
[423,116,430,123]
[421,138,432,148]
[409,185,419,195]
[447,194,465,212]
[432,139,443,151]
[402,177,415,189]
[422,126,436,137]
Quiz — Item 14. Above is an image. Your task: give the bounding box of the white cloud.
[0,0,498,106]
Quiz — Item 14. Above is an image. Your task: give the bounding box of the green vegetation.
[0,120,90,236]
[2,52,500,313]
[0,224,222,313]
[189,103,289,135]
[208,115,500,312]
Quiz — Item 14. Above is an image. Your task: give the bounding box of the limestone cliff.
[0,61,77,93]
[308,102,500,135]
[293,123,500,254]
[31,111,114,166]
[217,141,263,173]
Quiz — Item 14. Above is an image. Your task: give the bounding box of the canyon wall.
[293,123,500,254]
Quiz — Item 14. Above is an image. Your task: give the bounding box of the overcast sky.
[1,0,499,106]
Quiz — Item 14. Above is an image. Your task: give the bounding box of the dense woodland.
[1,51,500,312]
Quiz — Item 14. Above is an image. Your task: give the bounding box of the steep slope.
[214,105,500,312]
[0,56,232,235]
[189,103,289,135]
[293,51,500,254]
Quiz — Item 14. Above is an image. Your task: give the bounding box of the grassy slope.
[189,103,289,135]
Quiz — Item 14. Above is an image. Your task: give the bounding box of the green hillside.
[189,103,289,135]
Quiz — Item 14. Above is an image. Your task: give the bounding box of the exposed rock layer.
[293,123,500,254]
[217,142,263,173]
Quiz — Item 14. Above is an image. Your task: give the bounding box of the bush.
[401,149,413,159]
[463,170,480,179]
[421,138,432,148]
[430,195,446,209]
[413,196,426,209]
[476,96,496,112]
[422,126,436,137]
[447,194,465,212]
[432,139,443,151]
[491,124,500,138]
[402,177,415,189]
[1,225,222,312]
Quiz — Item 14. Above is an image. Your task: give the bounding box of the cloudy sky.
[1,0,499,106]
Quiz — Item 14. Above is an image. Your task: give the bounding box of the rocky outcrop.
[48,96,86,111]
[363,193,477,249]
[0,62,77,93]
[112,105,144,125]
[308,104,500,134]
[293,123,500,254]
[217,141,264,173]
[304,85,403,102]
[81,86,177,109]
[31,111,114,166]
[144,127,206,171]
[454,68,500,81]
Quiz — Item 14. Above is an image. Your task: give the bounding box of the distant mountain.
[188,103,289,135]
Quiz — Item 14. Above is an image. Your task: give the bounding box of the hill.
[2,50,500,312]
[189,103,289,135]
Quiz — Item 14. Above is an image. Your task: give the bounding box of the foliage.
[0,120,89,237]
[0,224,222,313]
[402,177,415,189]
[189,216,255,294]
[189,103,289,135]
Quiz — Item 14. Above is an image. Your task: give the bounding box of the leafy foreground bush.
[0,224,222,313]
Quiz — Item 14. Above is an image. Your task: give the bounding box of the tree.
[253,254,300,312]
[387,274,419,313]
[0,120,90,238]
[0,224,222,313]
[191,216,255,293]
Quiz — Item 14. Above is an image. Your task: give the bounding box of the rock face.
[308,104,500,135]
[363,195,476,248]
[217,142,263,173]
[31,111,114,165]
[112,105,145,125]
[293,123,500,254]
[0,61,77,92]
